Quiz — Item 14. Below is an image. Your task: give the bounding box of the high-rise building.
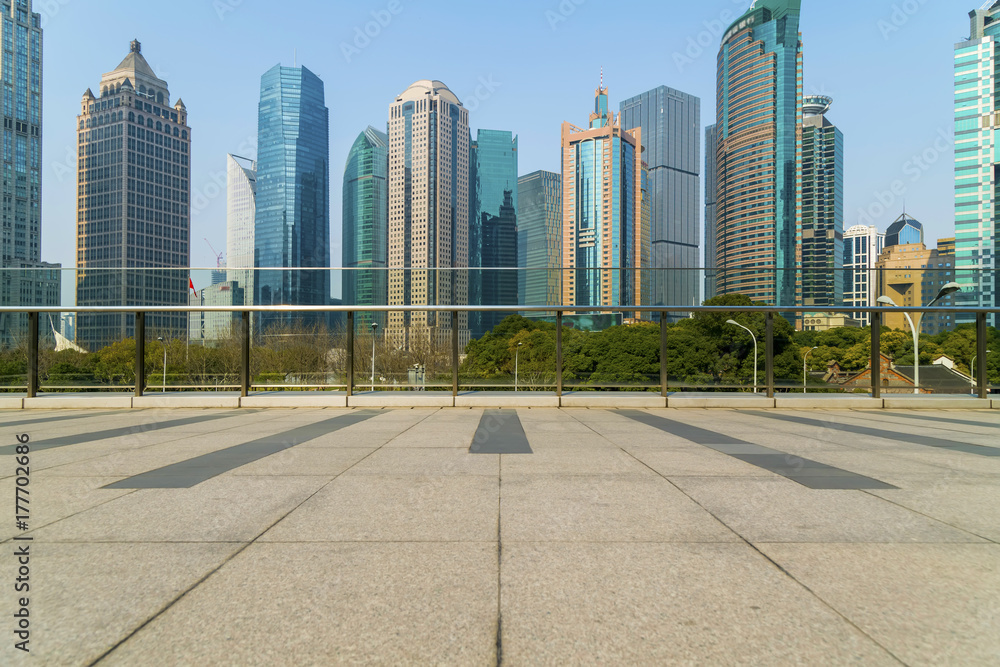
[517,170,561,309]
[225,154,256,305]
[875,238,957,335]
[956,4,1000,325]
[801,95,844,308]
[255,64,330,329]
[473,129,517,336]
[342,125,388,331]
[75,40,190,351]
[884,212,923,249]
[714,0,803,307]
[387,80,470,348]
[0,0,60,347]
[620,85,700,313]
[561,79,649,319]
[704,124,718,300]
[844,224,884,326]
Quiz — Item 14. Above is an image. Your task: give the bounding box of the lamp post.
[157,337,166,393]
[877,282,961,395]
[370,323,378,393]
[515,342,523,392]
[803,346,818,393]
[726,319,758,394]
[972,350,991,395]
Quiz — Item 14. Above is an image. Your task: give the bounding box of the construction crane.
[204,238,224,269]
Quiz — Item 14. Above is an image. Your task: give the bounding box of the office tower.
[473,129,518,336]
[0,0,60,347]
[801,95,844,308]
[844,224,885,326]
[620,85,700,313]
[884,212,923,249]
[387,80,470,348]
[956,4,1000,325]
[517,170,561,309]
[75,40,190,351]
[704,124,718,300]
[875,238,957,335]
[714,0,803,307]
[189,281,244,344]
[226,154,255,305]
[255,64,330,329]
[342,125,388,331]
[561,79,649,319]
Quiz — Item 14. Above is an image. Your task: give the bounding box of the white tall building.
[387,80,470,348]
[226,154,256,305]
[844,224,885,326]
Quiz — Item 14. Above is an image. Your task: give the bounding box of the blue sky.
[39,0,967,295]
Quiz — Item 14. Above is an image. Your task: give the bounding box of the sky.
[38,0,969,298]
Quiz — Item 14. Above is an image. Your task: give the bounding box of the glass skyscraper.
[225,154,255,306]
[473,129,517,336]
[517,170,561,309]
[342,125,388,331]
[801,95,844,308]
[255,64,330,328]
[704,124,718,301]
[884,213,923,249]
[955,4,1000,324]
[620,86,700,313]
[715,0,802,307]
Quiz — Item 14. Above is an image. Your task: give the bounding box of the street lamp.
[157,337,166,393]
[877,282,961,395]
[803,346,818,394]
[515,342,523,392]
[370,323,378,393]
[726,320,758,393]
[972,350,991,394]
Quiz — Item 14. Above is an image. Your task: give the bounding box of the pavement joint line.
[859,489,999,545]
[0,410,122,429]
[495,449,503,666]
[847,410,1000,434]
[566,410,907,666]
[0,488,143,546]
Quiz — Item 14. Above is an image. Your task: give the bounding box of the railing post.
[134,311,145,397]
[26,311,38,399]
[765,312,775,399]
[240,311,250,398]
[871,310,881,399]
[660,311,668,397]
[451,310,459,397]
[556,311,563,397]
[346,311,354,398]
[977,311,988,400]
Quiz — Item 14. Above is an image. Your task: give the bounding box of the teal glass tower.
[255,65,330,327]
[801,96,844,308]
[955,4,1000,324]
[473,129,517,336]
[342,125,388,331]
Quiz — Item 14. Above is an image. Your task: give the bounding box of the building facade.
[884,212,923,249]
[843,224,884,326]
[342,125,388,331]
[561,81,649,318]
[800,95,844,308]
[875,238,957,335]
[714,0,803,307]
[225,154,255,306]
[387,80,470,348]
[620,85,700,313]
[704,124,718,301]
[517,170,561,309]
[255,64,330,329]
[955,4,1000,325]
[75,40,190,351]
[188,281,244,345]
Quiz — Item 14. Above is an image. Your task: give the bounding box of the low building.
[875,237,956,335]
[801,313,862,331]
[189,282,244,345]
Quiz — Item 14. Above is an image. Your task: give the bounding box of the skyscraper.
[255,64,330,328]
[561,80,649,318]
[0,0,60,347]
[620,85,700,313]
[342,125,388,331]
[800,95,844,308]
[704,124,718,300]
[473,129,517,335]
[226,153,256,305]
[844,224,884,326]
[387,80,470,348]
[714,0,803,307]
[517,170,561,309]
[956,4,1000,324]
[884,212,923,249]
[75,40,190,351]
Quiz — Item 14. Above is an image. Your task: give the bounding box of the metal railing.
[1,303,996,400]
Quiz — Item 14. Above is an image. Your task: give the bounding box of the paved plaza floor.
[1,407,998,665]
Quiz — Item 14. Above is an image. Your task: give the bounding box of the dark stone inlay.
[0,411,120,430]
[878,411,1000,430]
[470,410,532,454]
[616,410,896,490]
[103,410,383,489]
[745,411,1000,458]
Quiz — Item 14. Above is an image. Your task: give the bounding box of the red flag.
[189,277,197,296]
